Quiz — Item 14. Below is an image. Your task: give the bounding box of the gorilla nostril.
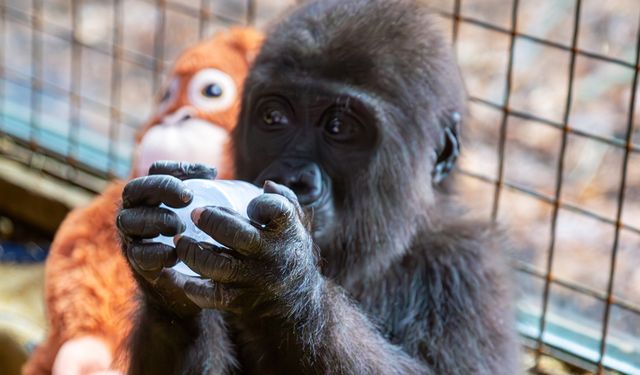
[297,187,322,206]
[289,179,322,205]
[289,181,310,195]
[265,177,322,206]
[256,161,324,206]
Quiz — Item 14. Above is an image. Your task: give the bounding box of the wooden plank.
[0,157,95,234]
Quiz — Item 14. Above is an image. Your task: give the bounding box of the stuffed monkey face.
[133,27,263,179]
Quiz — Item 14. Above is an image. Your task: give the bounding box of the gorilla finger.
[263,180,302,213]
[122,175,192,208]
[117,207,185,238]
[149,161,218,181]
[247,193,300,230]
[153,269,202,315]
[175,236,251,283]
[192,206,263,254]
[183,278,241,311]
[128,242,178,273]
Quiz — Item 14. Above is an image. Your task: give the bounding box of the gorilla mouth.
[302,184,334,239]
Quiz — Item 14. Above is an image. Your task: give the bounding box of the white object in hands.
[154,179,262,277]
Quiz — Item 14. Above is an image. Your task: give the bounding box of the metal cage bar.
[152,0,166,93]
[28,0,42,160]
[107,0,124,179]
[198,0,211,38]
[490,0,519,221]
[66,0,82,178]
[595,7,640,373]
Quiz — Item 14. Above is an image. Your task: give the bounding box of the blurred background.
[0,0,638,374]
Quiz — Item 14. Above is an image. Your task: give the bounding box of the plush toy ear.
[432,112,461,184]
[227,27,264,65]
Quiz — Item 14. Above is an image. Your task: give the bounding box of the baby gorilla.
[116,0,518,374]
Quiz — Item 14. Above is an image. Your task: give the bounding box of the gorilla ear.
[432,112,461,184]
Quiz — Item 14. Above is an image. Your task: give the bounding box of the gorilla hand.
[116,161,218,318]
[175,180,322,318]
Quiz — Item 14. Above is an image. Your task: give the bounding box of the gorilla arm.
[116,164,237,375]
[117,167,516,374]
[186,203,515,375]
[116,172,424,374]
[172,182,429,374]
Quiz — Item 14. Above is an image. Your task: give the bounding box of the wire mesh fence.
[0,0,639,374]
[441,1,640,373]
[0,0,295,191]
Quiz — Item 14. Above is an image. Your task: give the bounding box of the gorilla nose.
[266,161,323,206]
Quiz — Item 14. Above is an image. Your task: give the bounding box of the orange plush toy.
[23,27,263,375]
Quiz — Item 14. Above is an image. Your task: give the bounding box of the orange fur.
[23,182,133,374]
[23,27,263,374]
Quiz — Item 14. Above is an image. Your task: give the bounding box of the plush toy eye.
[188,68,237,112]
[160,88,172,102]
[157,78,179,112]
[202,83,223,98]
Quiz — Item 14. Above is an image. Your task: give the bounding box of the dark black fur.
[118,0,518,374]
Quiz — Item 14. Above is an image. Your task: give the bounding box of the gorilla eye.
[324,116,359,143]
[263,109,289,126]
[325,118,343,135]
[202,83,223,98]
[323,112,364,144]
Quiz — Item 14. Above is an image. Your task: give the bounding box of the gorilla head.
[233,0,465,276]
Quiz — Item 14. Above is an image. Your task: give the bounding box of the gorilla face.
[233,0,466,273]
[237,82,379,244]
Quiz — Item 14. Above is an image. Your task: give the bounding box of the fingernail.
[191,207,203,224]
[180,189,193,203]
[263,180,276,192]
